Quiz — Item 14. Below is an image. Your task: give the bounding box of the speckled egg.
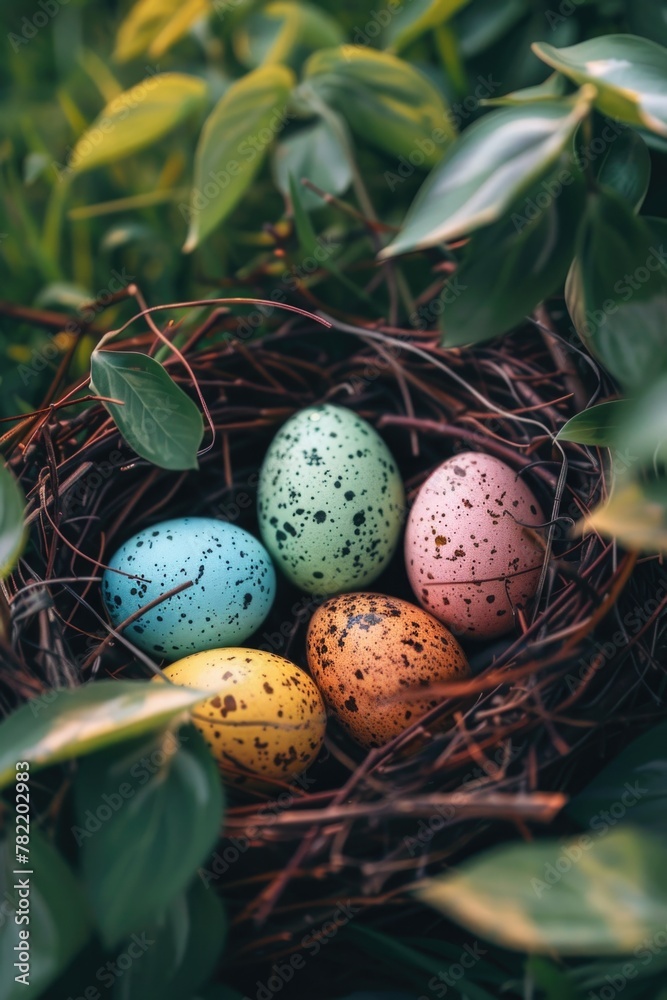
[258,405,405,595]
[405,452,545,639]
[102,517,276,660]
[160,648,326,782]
[306,593,469,748]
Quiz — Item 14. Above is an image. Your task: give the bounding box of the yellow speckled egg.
[159,648,326,783]
[306,593,469,749]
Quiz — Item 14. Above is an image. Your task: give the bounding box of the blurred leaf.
[484,73,567,106]
[303,46,454,168]
[455,0,529,58]
[183,64,294,251]
[234,1,344,69]
[565,190,667,390]
[526,956,578,1000]
[557,400,633,445]
[0,681,209,789]
[579,480,667,553]
[616,372,667,463]
[533,35,667,136]
[111,878,226,1000]
[440,156,584,345]
[384,0,472,54]
[90,350,204,470]
[0,818,90,1000]
[596,127,651,212]
[114,0,208,61]
[568,720,667,836]
[34,282,92,311]
[23,152,50,185]
[0,462,26,580]
[381,93,591,257]
[69,74,208,173]
[273,118,352,209]
[75,725,224,948]
[418,828,667,954]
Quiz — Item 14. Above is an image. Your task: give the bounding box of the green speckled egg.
[258,405,405,595]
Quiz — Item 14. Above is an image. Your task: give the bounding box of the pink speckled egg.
[405,452,545,639]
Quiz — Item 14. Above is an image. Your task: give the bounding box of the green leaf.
[0,680,210,789]
[74,724,224,948]
[616,372,667,463]
[596,127,651,212]
[0,818,91,1000]
[90,350,204,470]
[568,721,667,836]
[533,35,667,137]
[380,93,592,257]
[417,828,667,955]
[565,190,667,390]
[439,156,585,346]
[111,877,226,1000]
[483,73,567,106]
[69,74,208,173]
[303,46,454,168]
[273,118,352,210]
[557,400,633,445]
[234,1,344,69]
[384,0,472,54]
[114,0,209,62]
[581,481,667,553]
[455,0,528,58]
[183,64,295,251]
[525,956,578,1000]
[0,463,26,580]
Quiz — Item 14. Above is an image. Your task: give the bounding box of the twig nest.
[306,593,469,748]
[405,452,545,638]
[159,648,327,783]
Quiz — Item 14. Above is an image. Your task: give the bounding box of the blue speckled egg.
[102,517,276,659]
[257,405,405,595]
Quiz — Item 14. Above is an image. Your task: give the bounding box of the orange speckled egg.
[306,593,469,748]
[405,452,545,639]
[159,648,326,783]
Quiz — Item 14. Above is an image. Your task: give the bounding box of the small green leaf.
[384,0,472,54]
[74,725,224,948]
[580,480,667,553]
[0,463,26,580]
[440,156,584,346]
[273,119,352,210]
[90,350,204,470]
[568,721,667,836]
[596,127,651,212]
[0,680,210,789]
[69,74,208,173]
[557,400,633,445]
[111,878,226,999]
[418,828,667,955]
[0,819,91,1000]
[303,46,454,168]
[455,0,528,58]
[380,93,592,257]
[483,73,567,106]
[114,0,209,62]
[234,1,344,69]
[533,35,667,137]
[565,190,667,390]
[183,64,295,251]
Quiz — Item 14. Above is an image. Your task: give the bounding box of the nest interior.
[3,303,667,987]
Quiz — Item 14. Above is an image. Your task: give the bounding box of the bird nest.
[2,292,666,980]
